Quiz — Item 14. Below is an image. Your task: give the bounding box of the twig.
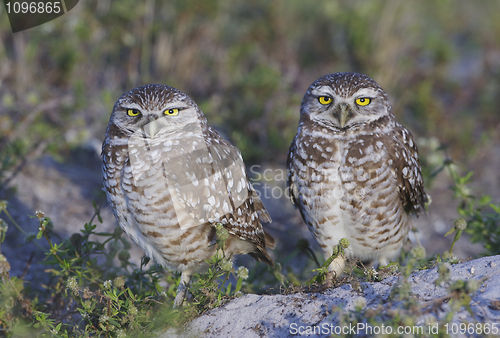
[20,251,35,280]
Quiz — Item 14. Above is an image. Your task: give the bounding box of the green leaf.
[94,232,113,236]
[444,227,455,237]
[235,277,243,293]
[479,195,492,206]
[459,171,474,184]
[489,203,500,214]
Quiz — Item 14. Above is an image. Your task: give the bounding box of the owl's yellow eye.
[164,108,179,116]
[318,96,333,105]
[355,98,371,106]
[127,109,141,117]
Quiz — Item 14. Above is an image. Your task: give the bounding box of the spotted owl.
[102,84,274,306]
[287,72,427,276]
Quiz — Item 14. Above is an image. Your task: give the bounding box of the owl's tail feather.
[265,231,276,249]
[249,247,274,267]
[249,231,275,267]
[258,210,272,223]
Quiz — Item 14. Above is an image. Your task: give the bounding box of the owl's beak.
[143,116,159,138]
[334,103,352,128]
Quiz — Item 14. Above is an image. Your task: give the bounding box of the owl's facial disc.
[307,85,385,129]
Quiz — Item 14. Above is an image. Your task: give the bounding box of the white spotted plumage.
[102,84,274,306]
[287,73,427,276]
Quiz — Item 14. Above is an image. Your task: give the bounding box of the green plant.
[447,164,500,256]
[186,223,255,312]
[426,154,500,257]
[0,201,187,337]
[0,200,286,337]
[310,238,350,284]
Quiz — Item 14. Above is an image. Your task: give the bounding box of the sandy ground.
[163,255,500,338]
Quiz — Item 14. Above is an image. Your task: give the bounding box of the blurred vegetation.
[1,0,500,169]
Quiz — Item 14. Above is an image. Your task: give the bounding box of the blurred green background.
[1,0,499,170]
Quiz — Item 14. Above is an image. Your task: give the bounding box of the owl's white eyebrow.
[312,87,335,96]
[354,88,378,97]
[163,104,189,110]
[122,103,142,110]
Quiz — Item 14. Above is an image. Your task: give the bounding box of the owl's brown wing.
[205,129,272,224]
[223,188,275,266]
[390,123,428,216]
[166,128,274,263]
[209,137,275,265]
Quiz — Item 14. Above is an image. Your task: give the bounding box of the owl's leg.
[378,257,389,268]
[327,255,346,278]
[173,270,193,308]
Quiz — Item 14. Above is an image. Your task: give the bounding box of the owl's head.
[107,84,207,138]
[300,72,393,130]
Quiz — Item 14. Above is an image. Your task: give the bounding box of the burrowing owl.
[287,72,427,276]
[102,84,274,306]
